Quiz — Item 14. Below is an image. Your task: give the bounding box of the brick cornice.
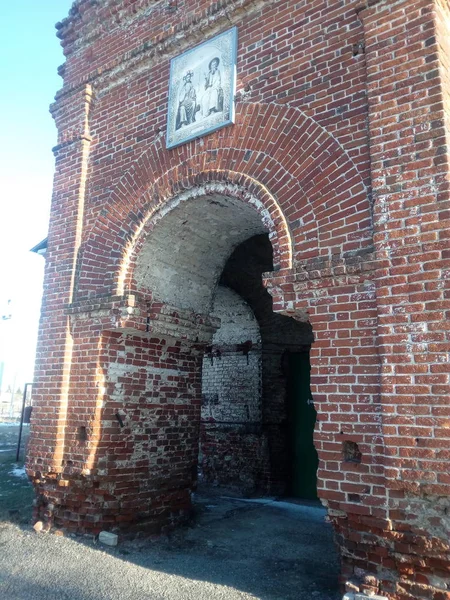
[55,0,273,99]
[357,0,433,18]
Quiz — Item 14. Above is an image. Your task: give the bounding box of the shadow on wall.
[211,234,315,497]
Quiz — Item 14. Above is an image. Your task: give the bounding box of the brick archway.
[119,177,293,304]
[74,102,371,302]
[30,100,383,590]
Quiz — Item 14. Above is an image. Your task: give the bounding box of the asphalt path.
[0,494,341,600]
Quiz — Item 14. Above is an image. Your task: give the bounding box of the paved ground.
[0,424,341,600]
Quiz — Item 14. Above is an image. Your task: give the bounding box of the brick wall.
[200,285,264,491]
[361,1,450,597]
[28,1,450,598]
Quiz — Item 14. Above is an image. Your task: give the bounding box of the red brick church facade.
[28,1,450,598]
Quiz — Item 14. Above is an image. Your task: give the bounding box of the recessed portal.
[131,192,318,523]
[199,233,317,499]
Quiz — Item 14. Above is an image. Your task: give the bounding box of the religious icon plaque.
[166,27,238,149]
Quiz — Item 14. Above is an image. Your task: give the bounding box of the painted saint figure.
[201,57,223,117]
[176,70,197,130]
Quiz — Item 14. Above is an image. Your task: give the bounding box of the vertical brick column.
[362,0,450,597]
[27,86,93,477]
[31,296,219,534]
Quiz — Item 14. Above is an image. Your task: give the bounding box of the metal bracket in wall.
[239,340,253,364]
[115,412,125,428]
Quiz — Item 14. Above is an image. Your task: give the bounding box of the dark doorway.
[287,352,318,500]
[199,234,317,497]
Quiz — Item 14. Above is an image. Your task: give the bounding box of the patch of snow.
[9,465,27,479]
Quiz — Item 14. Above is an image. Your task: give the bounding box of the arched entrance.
[122,187,319,513]
[29,100,384,594]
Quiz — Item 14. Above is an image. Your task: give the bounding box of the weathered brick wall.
[32,297,213,533]
[359,1,450,597]
[200,285,264,491]
[28,1,450,598]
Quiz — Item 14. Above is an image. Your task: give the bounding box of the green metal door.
[287,352,318,500]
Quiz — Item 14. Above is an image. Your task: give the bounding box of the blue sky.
[0,1,73,392]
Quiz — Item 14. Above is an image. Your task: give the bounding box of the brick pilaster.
[28,85,93,474]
